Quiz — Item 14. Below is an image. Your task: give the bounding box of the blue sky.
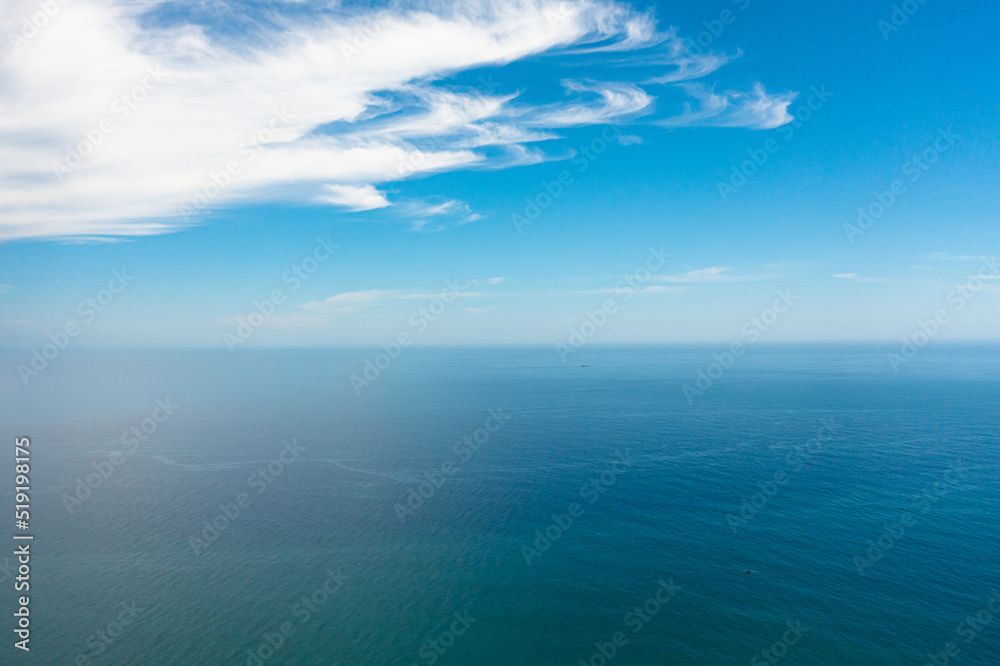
[1,0,997,347]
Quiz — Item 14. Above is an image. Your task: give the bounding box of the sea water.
[1,345,997,665]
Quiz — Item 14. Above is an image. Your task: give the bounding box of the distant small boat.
[580,364,590,367]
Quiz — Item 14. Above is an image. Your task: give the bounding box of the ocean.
[2,346,998,665]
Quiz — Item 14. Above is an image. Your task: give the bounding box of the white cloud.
[0,284,13,293]
[408,200,464,217]
[0,0,795,240]
[645,52,734,85]
[640,285,686,293]
[400,198,480,227]
[317,184,390,211]
[657,83,795,130]
[523,81,653,127]
[655,266,763,284]
[301,289,397,314]
[302,286,485,313]
[409,219,445,233]
[584,284,684,294]
[928,252,991,262]
[397,291,484,300]
[831,273,894,283]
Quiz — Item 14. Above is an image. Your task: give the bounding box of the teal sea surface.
[2,346,998,664]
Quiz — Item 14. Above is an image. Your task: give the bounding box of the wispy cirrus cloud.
[582,284,685,295]
[832,273,895,283]
[301,289,399,314]
[644,52,734,85]
[927,252,992,262]
[1,0,795,241]
[655,266,767,284]
[397,291,485,300]
[302,285,485,314]
[521,81,653,127]
[401,198,481,231]
[656,82,795,130]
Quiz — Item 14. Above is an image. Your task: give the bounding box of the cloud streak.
[655,266,767,284]
[302,286,485,314]
[832,273,895,283]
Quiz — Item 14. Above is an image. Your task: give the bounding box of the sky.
[1,0,998,348]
